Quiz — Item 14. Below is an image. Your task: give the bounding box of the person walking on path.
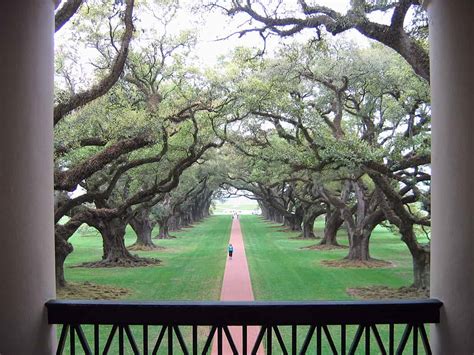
[227,243,234,259]
[212,218,264,355]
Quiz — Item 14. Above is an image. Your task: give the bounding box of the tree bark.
[302,218,316,238]
[320,208,343,246]
[156,217,173,239]
[100,218,138,263]
[283,208,303,231]
[338,182,384,261]
[55,238,72,288]
[293,206,304,231]
[129,209,156,248]
[262,204,284,223]
[158,224,169,239]
[180,214,189,228]
[54,135,153,192]
[301,206,325,239]
[367,172,431,289]
[412,245,430,289]
[81,217,144,266]
[55,220,82,288]
[168,215,179,231]
[258,201,268,219]
[345,230,371,261]
[401,227,430,289]
[275,213,284,224]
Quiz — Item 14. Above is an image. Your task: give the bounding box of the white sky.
[178,0,370,65]
[55,0,390,90]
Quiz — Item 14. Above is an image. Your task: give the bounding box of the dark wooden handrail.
[46,299,442,326]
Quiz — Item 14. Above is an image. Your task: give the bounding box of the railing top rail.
[46,298,442,326]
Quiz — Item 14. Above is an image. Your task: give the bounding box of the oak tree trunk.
[284,213,303,232]
[301,207,324,239]
[302,219,316,239]
[55,219,83,288]
[156,217,173,239]
[401,228,431,289]
[345,231,371,261]
[320,209,343,246]
[412,246,430,289]
[181,214,191,228]
[129,212,155,248]
[55,228,74,288]
[98,218,141,265]
[272,211,283,223]
[168,215,178,232]
[158,224,169,239]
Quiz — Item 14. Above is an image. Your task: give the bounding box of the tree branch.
[55,0,83,33]
[54,0,135,125]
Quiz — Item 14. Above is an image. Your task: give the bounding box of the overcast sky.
[56,0,389,90]
[176,0,367,65]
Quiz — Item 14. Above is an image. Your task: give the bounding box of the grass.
[60,214,425,352]
[67,214,420,302]
[239,215,425,352]
[64,215,232,300]
[60,215,232,354]
[240,215,415,301]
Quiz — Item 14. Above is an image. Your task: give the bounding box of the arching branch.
[54,0,135,125]
[55,0,83,33]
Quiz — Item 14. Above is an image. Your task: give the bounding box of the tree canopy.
[52,0,431,290]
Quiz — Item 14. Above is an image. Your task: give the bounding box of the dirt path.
[211,218,264,354]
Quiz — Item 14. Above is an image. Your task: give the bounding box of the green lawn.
[60,215,231,353]
[240,215,414,300]
[61,214,423,352]
[64,214,416,300]
[239,215,424,352]
[64,215,232,300]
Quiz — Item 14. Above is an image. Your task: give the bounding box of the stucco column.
[429,0,474,353]
[0,0,56,353]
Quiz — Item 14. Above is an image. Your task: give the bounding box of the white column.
[429,0,474,353]
[0,0,56,353]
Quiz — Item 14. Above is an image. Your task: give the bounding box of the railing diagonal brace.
[74,324,92,355]
[56,324,69,355]
[299,325,315,355]
[152,325,168,355]
[103,324,118,355]
[201,325,217,355]
[173,325,189,355]
[419,324,432,355]
[273,326,288,355]
[396,324,413,355]
[251,326,266,355]
[348,324,364,355]
[222,325,239,355]
[124,325,140,355]
[371,324,387,355]
[322,325,338,355]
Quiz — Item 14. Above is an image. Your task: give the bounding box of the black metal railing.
[46,299,442,355]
